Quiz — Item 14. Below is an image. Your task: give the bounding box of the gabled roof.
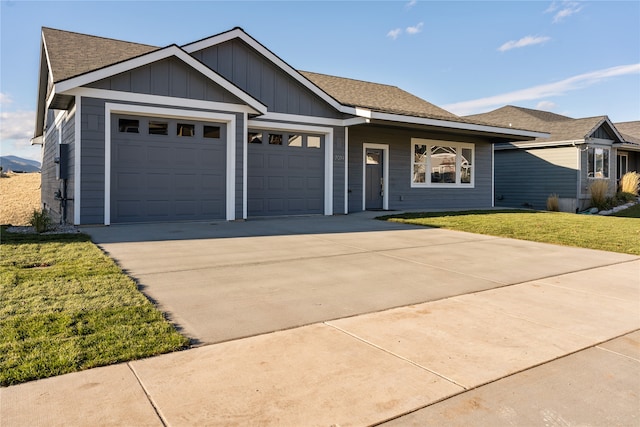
[42,27,159,83]
[615,121,640,144]
[300,71,462,122]
[467,105,623,143]
[35,27,546,142]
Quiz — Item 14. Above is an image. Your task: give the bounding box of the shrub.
[617,192,637,204]
[546,194,559,211]
[619,171,640,196]
[29,208,52,233]
[589,179,610,210]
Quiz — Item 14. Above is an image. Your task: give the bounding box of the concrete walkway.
[2,214,639,426]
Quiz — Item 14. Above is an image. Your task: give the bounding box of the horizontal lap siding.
[495,146,577,210]
[348,125,494,212]
[80,98,107,224]
[333,127,346,214]
[41,125,59,221]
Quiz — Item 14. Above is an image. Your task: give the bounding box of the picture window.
[118,119,139,133]
[411,139,474,187]
[204,126,221,139]
[587,147,609,179]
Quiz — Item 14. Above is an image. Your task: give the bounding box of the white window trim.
[104,103,237,225]
[410,138,475,188]
[587,146,611,180]
[362,143,389,211]
[246,119,334,216]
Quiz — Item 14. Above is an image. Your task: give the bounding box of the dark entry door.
[365,148,383,210]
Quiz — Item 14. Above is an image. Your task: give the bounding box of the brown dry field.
[0,172,41,226]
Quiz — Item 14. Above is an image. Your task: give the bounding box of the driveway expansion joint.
[127,362,167,427]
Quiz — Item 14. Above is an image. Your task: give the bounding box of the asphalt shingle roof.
[467,105,611,142]
[299,71,464,122]
[615,121,640,144]
[42,27,159,83]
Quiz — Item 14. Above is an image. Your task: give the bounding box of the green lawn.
[380,209,640,256]
[0,230,189,386]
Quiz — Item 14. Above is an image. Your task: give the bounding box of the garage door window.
[288,135,302,147]
[149,121,168,135]
[249,132,262,144]
[204,125,221,139]
[177,123,194,137]
[269,134,283,145]
[119,119,139,133]
[307,136,321,149]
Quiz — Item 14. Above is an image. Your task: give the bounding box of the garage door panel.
[248,131,324,217]
[112,115,226,223]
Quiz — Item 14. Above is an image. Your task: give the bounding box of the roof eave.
[349,108,549,140]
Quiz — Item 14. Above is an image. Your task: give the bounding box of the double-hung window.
[411,139,474,187]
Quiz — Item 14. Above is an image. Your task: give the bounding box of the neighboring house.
[33,27,543,225]
[614,121,640,181]
[468,106,640,212]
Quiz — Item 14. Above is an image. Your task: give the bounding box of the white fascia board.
[259,112,344,127]
[494,140,586,150]
[66,88,255,115]
[614,142,640,152]
[366,110,549,139]
[182,29,344,113]
[54,45,266,115]
[30,136,44,145]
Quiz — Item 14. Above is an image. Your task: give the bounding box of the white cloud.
[387,28,402,40]
[0,92,13,105]
[406,22,424,35]
[444,63,640,116]
[406,0,417,8]
[498,35,551,52]
[545,1,583,23]
[0,111,35,142]
[536,101,557,111]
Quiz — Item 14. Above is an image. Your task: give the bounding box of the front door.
[365,148,383,210]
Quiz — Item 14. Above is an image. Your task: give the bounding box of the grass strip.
[379,209,640,256]
[0,229,189,386]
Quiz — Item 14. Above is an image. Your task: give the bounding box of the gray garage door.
[111,115,226,223]
[247,131,324,216]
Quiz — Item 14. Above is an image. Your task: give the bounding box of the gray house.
[33,27,543,225]
[468,106,640,212]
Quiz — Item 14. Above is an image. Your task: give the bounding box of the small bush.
[619,171,640,196]
[29,208,52,233]
[589,179,610,210]
[617,192,637,204]
[546,194,559,211]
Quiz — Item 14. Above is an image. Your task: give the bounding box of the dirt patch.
[0,172,41,226]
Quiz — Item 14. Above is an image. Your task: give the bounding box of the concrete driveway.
[82,213,637,345]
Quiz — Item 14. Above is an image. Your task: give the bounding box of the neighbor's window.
[269,134,283,145]
[248,132,262,144]
[177,123,194,137]
[204,125,221,139]
[288,134,302,147]
[411,139,474,187]
[307,136,321,149]
[119,119,139,133]
[149,121,168,135]
[587,147,609,179]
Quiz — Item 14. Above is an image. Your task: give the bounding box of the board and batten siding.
[494,146,578,210]
[88,57,246,106]
[191,39,342,119]
[347,125,494,212]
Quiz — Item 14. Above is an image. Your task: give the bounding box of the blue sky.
[1,0,639,161]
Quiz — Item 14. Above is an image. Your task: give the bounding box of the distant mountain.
[0,156,41,172]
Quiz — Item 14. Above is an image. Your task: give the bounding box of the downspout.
[572,140,583,212]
